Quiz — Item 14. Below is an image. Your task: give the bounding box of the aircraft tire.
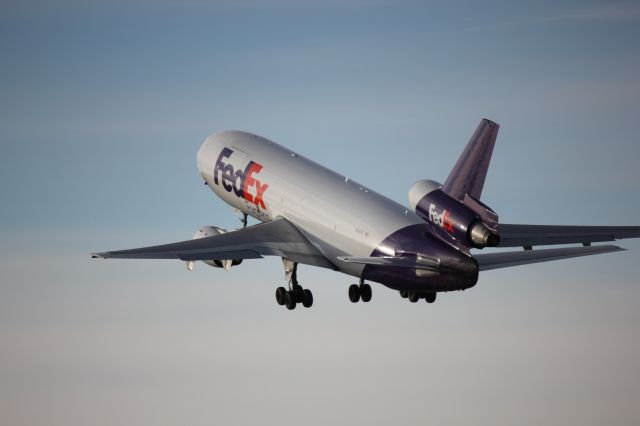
[348,284,361,303]
[302,289,313,308]
[276,287,287,305]
[400,290,408,298]
[360,284,372,302]
[285,292,296,310]
[424,293,436,303]
[408,292,420,303]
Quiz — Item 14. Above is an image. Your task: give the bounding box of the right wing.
[498,224,640,248]
[91,218,336,270]
[475,245,625,271]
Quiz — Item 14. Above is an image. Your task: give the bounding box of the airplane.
[92,119,640,310]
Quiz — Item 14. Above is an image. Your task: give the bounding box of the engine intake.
[409,180,500,249]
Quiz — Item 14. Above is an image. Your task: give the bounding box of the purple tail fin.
[442,119,499,202]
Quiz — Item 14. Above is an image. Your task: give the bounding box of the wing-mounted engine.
[186,226,243,270]
[409,180,500,249]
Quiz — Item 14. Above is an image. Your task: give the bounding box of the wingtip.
[91,252,106,259]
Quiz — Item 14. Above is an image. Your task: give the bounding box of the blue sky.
[1,1,640,425]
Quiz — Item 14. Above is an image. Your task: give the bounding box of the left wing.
[91,218,336,270]
[498,224,640,248]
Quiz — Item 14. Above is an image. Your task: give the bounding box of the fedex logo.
[428,203,455,233]
[214,147,269,209]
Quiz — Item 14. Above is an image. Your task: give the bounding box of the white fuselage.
[196,131,422,278]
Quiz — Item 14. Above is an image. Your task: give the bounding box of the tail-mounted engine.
[409,180,500,249]
[186,226,243,270]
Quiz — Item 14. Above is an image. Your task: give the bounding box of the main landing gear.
[399,290,437,304]
[275,259,313,310]
[348,278,372,303]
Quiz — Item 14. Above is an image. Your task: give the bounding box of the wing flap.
[475,245,625,271]
[178,249,263,261]
[498,224,640,248]
[91,218,336,269]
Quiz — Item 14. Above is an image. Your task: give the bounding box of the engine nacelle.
[190,226,243,270]
[408,180,500,249]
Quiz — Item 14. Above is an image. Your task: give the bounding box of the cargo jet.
[92,120,640,309]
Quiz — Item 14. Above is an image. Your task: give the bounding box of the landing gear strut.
[275,259,313,310]
[348,278,372,303]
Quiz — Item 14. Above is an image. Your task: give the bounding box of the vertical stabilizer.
[442,119,499,201]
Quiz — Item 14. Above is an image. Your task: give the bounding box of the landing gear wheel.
[348,284,361,303]
[360,284,372,302]
[302,289,313,308]
[279,260,314,310]
[408,292,420,303]
[275,287,287,306]
[400,290,408,299]
[424,293,436,304]
[284,291,296,310]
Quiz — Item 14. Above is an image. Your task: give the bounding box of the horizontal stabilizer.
[92,218,336,269]
[475,245,625,271]
[498,224,640,248]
